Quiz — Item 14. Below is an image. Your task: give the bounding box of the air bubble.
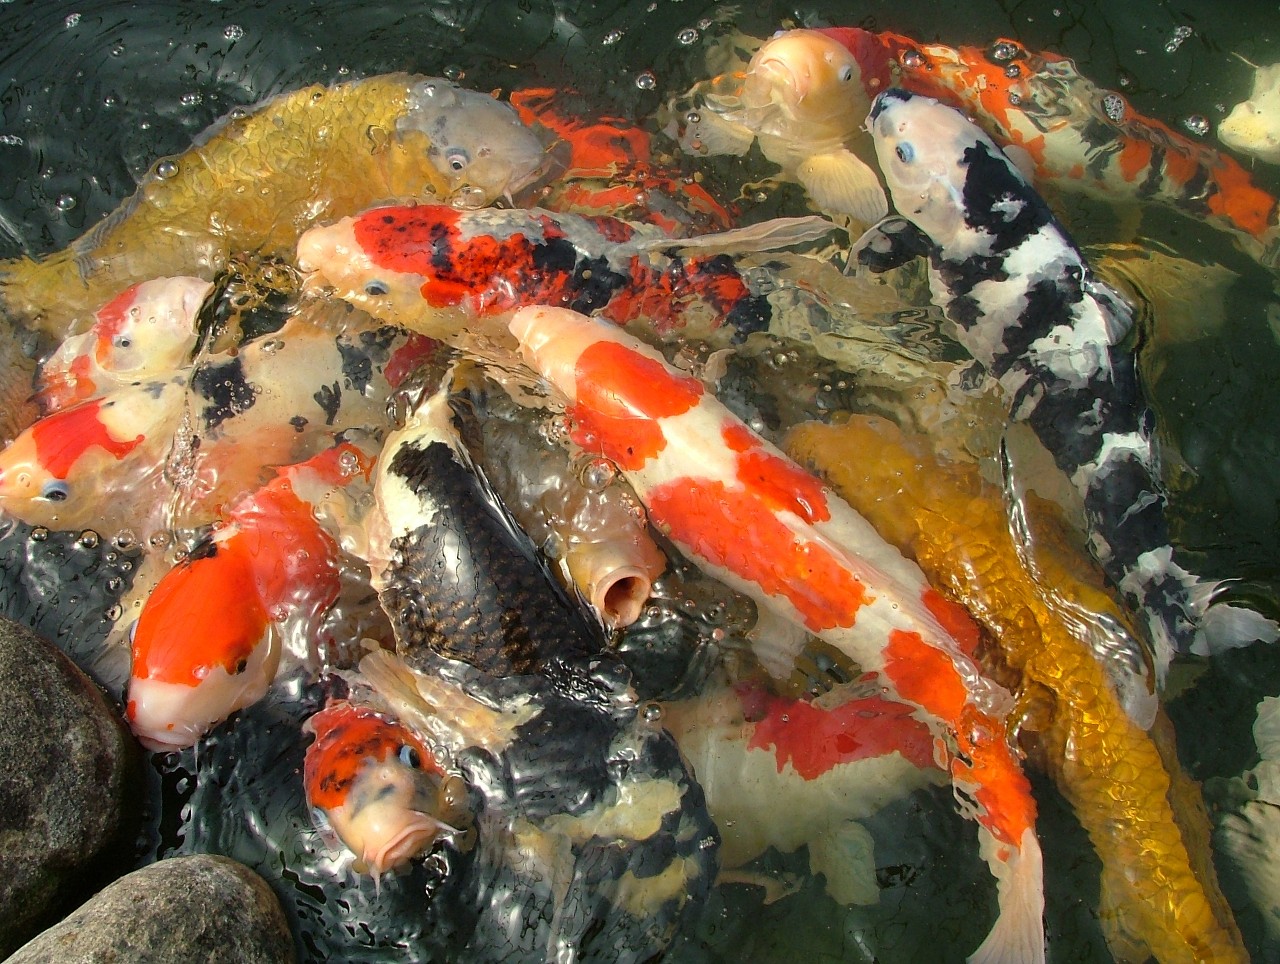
[603,29,623,45]
[685,110,701,124]
[579,457,617,490]
[635,70,657,91]
[0,134,24,146]
[103,94,118,108]
[55,194,76,211]
[155,159,179,179]
[442,64,464,81]
[179,92,202,107]
[110,43,125,56]
[78,530,101,549]
[901,49,925,70]
[990,41,1020,62]
[677,27,699,45]
[1004,64,1021,78]
[1164,25,1192,54]
[1183,114,1210,136]
[113,530,137,549]
[223,24,244,41]
[643,703,663,722]
[1102,93,1125,122]
[64,12,81,28]
[30,527,49,542]
[338,449,361,475]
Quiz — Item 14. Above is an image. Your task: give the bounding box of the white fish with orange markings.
[511,304,1046,964]
[125,438,375,752]
[663,28,888,224]
[36,276,212,412]
[303,698,471,878]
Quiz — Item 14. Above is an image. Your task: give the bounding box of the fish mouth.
[365,809,460,876]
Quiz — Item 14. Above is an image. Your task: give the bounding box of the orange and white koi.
[0,377,187,533]
[510,304,1045,964]
[126,439,375,751]
[662,675,942,901]
[303,698,470,877]
[297,202,831,341]
[36,276,212,412]
[820,27,1280,263]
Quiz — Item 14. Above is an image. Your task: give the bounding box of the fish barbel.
[1,75,560,338]
[511,303,1046,964]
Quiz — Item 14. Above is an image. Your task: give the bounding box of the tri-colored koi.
[787,414,1249,963]
[126,438,375,751]
[303,698,470,877]
[862,88,1278,671]
[297,203,782,342]
[821,27,1280,263]
[510,304,1046,964]
[36,276,212,412]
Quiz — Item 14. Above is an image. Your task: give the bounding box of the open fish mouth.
[365,809,461,876]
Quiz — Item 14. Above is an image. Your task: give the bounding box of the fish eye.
[40,479,69,502]
[398,744,422,769]
[364,280,390,297]
[896,143,915,163]
[113,335,132,349]
[445,148,470,172]
[234,657,248,674]
[838,65,854,83]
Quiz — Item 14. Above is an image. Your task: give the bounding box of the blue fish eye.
[364,280,390,297]
[896,142,915,163]
[445,148,470,172]
[398,744,422,769]
[41,479,69,502]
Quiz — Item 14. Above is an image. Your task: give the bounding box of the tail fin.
[969,829,1046,964]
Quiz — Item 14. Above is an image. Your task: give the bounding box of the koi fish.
[1220,56,1280,165]
[822,28,1280,264]
[441,359,667,629]
[0,74,558,337]
[662,674,943,902]
[663,28,888,224]
[126,438,374,751]
[303,698,471,878]
[863,88,1279,672]
[296,202,832,341]
[510,87,734,235]
[787,414,1249,963]
[0,377,187,533]
[510,304,1046,964]
[36,276,212,411]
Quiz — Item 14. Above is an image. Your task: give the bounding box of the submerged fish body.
[36,275,213,412]
[664,28,889,225]
[297,202,777,342]
[662,675,943,900]
[354,380,717,960]
[824,28,1280,264]
[787,414,1249,963]
[1220,57,1280,165]
[126,438,375,751]
[511,304,1046,964]
[0,74,558,338]
[303,698,471,878]
[864,88,1278,671]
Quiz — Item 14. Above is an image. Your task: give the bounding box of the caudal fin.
[969,829,1046,964]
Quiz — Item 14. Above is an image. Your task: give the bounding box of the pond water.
[3,1,1280,962]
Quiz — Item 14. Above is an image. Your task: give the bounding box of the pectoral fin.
[795,150,888,224]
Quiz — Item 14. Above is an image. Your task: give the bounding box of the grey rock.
[7,854,296,964]
[0,615,140,956]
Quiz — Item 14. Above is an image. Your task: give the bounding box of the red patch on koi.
[383,333,439,389]
[31,397,144,479]
[721,423,832,524]
[91,283,141,363]
[304,701,438,810]
[740,682,935,778]
[569,340,703,469]
[647,477,868,632]
[923,587,981,657]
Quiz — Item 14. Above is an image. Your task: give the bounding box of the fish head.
[399,79,565,205]
[126,543,281,751]
[867,89,999,245]
[303,699,470,876]
[1220,96,1280,163]
[91,276,212,377]
[742,29,868,128]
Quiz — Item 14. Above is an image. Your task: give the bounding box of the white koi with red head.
[511,304,1045,964]
[0,378,186,532]
[303,698,470,877]
[126,439,375,751]
[37,276,211,411]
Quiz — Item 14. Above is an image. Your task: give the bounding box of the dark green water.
[3,1,1280,961]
